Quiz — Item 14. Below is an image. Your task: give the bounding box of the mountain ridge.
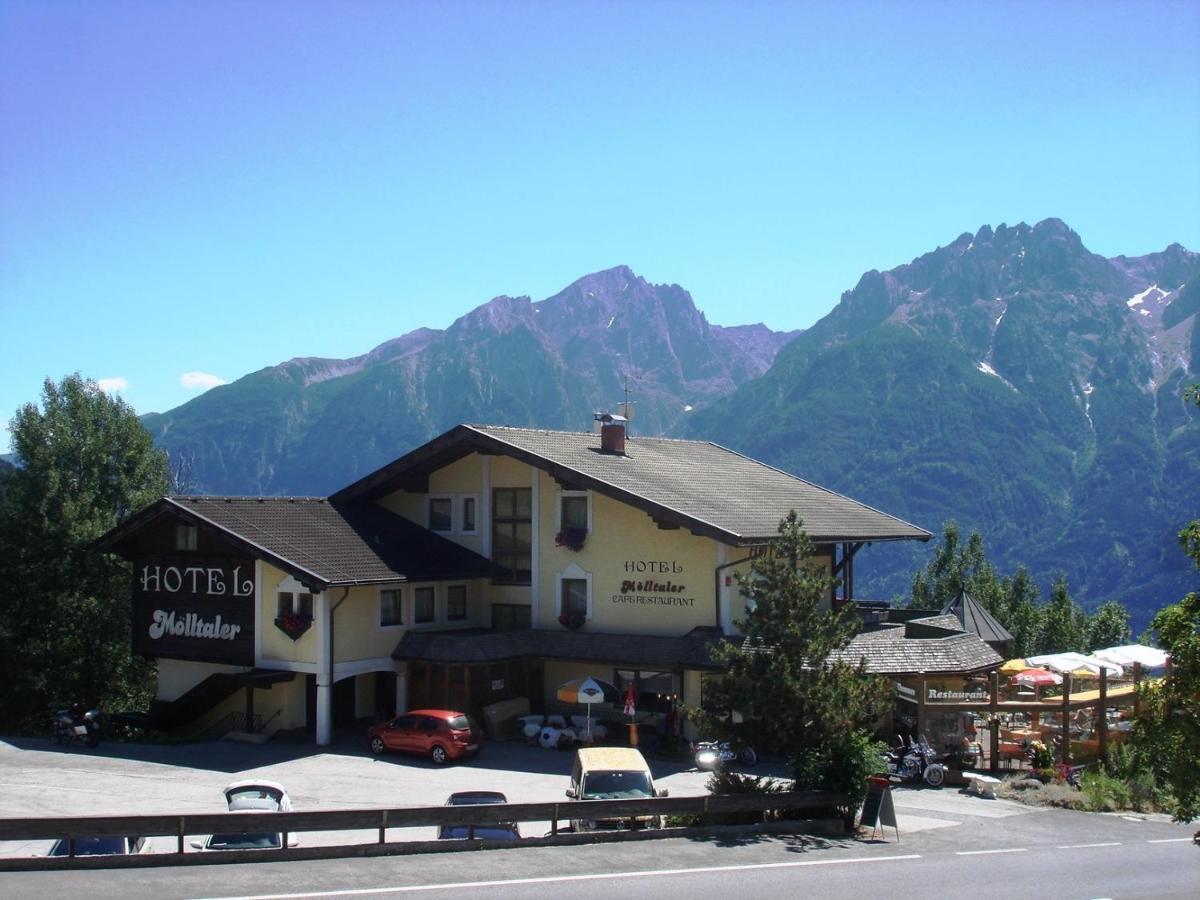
[686,218,1199,627]
[143,267,799,496]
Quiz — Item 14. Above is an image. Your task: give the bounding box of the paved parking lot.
[0,731,762,856]
[2,730,1057,862]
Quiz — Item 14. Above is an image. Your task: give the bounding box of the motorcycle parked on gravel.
[885,736,945,787]
[51,705,101,748]
[691,739,758,771]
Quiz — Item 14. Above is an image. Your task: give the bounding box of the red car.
[367,709,482,764]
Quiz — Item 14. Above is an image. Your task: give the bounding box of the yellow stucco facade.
[130,431,857,746]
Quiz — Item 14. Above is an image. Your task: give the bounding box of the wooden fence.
[0,790,847,870]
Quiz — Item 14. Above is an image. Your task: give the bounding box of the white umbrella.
[1026,652,1123,677]
[1093,645,1169,669]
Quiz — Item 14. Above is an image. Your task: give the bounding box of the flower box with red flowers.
[557,611,586,631]
[554,528,587,552]
[274,613,313,641]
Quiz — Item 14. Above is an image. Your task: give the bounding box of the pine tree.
[696,512,890,800]
[1037,575,1089,654]
[1086,600,1132,652]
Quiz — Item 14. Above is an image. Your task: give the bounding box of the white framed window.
[446,584,468,621]
[414,586,436,624]
[460,495,479,534]
[276,576,314,619]
[379,587,404,627]
[557,490,591,533]
[555,563,592,619]
[428,496,453,532]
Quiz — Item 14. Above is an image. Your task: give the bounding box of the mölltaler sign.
[133,556,256,665]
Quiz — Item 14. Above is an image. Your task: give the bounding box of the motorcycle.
[691,739,758,771]
[885,736,945,787]
[51,705,101,748]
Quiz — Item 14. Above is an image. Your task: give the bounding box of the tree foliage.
[1132,383,1200,827]
[1038,575,1089,654]
[694,512,891,803]
[910,522,1136,658]
[0,375,169,732]
[1132,553,1200,823]
[1086,600,1132,652]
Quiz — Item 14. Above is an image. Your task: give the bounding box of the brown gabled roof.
[332,424,931,545]
[828,614,1003,675]
[96,496,500,590]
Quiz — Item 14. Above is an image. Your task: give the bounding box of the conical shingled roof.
[941,589,1014,650]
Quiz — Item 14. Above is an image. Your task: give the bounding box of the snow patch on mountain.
[977,361,1018,392]
[1127,284,1168,309]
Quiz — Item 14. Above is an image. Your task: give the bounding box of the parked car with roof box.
[190,780,298,851]
[367,709,482,764]
[437,791,521,841]
[565,747,666,832]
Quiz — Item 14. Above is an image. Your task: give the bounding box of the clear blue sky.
[3,1,1198,451]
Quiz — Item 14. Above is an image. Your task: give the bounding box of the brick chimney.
[594,412,627,455]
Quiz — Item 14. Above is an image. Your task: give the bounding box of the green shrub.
[699,771,790,825]
[1081,771,1133,812]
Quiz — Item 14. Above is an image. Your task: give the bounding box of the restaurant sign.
[611,560,697,609]
[927,686,988,702]
[132,556,256,665]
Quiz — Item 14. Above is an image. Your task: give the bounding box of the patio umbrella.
[999,658,1029,676]
[1012,668,1062,688]
[1093,645,1169,670]
[556,676,620,741]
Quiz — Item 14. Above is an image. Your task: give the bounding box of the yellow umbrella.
[999,658,1028,675]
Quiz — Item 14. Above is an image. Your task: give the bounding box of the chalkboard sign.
[860,778,899,839]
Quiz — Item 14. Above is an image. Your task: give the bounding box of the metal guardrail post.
[177,817,184,854]
[379,810,387,844]
[551,804,558,836]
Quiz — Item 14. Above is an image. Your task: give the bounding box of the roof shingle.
[334,424,931,545]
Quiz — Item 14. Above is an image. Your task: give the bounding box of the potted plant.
[558,611,586,631]
[554,527,587,552]
[274,612,313,641]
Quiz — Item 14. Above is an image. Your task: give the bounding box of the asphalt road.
[2,811,1196,900]
[2,734,1197,898]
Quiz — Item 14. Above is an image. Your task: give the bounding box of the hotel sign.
[612,559,697,609]
[132,556,256,665]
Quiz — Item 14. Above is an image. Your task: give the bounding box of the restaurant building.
[98,417,933,745]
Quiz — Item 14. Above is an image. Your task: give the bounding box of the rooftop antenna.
[617,374,636,434]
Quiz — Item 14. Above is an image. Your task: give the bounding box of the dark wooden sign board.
[860,779,899,841]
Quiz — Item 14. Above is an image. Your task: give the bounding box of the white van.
[565,747,667,831]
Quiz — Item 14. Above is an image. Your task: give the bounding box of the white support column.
[395,669,408,715]
[314,590,332,746]
[530,466,540,625]
[716,542,733,634]
[253,560,264,665]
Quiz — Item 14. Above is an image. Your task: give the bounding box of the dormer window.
[174,523,198,551]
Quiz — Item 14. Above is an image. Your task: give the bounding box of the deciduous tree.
[0,375,168,732]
